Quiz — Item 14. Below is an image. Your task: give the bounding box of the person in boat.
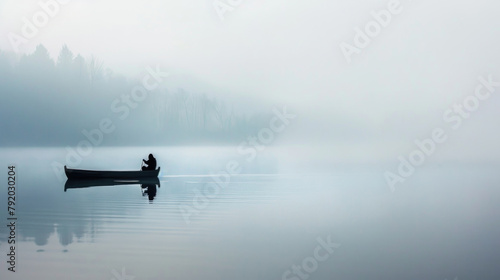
[142,154,157,171]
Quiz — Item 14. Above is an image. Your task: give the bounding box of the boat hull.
[64,166,160,180]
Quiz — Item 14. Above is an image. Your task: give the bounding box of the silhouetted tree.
[32,44,53,65]
[88,55,103,86]
[199,93,210,129]
[57,44,74,71]
[17,44,55,89]
[72,54,88,82]
[18,44,54,76]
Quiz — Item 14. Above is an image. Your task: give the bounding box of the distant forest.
[0,45,273,146]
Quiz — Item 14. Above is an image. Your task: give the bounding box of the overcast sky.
[1,0,500,161]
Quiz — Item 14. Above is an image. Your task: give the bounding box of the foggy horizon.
[1,0,500,163]
[2,1,500,280]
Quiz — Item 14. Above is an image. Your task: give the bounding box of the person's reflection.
[141,183,158,201]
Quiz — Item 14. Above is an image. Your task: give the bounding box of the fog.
[2,2,500,279]
[1,0,500,162]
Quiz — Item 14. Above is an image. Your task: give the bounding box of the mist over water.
[1,0,500,279]
[0,147,500,279]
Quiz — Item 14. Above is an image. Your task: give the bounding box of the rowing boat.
[64,166,160,180]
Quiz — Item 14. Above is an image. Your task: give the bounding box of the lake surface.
[1,147,500,279]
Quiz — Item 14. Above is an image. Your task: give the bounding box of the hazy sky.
[1,0,500,161]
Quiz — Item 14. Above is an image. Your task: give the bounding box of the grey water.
[1,147,500,280]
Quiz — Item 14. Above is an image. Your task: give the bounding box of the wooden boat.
[64,177,160,191]
[64,166,160,180]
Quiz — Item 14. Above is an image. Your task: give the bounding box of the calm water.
[1,147,500,279]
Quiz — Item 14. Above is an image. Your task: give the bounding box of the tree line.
[0,45,271,146]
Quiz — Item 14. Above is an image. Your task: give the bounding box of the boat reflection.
[141,183,158,201]
[64,178,160,201]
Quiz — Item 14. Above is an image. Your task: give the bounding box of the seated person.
[142,154,157,171]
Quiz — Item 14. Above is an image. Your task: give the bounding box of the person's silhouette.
[142,154,157,171]
[142,184,157,201]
